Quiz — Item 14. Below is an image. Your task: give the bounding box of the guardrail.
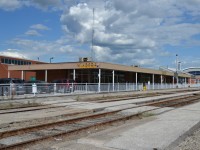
[0,83,199,99]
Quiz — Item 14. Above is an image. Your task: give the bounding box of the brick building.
[0,55,45,80]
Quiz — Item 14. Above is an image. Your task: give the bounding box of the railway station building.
[7,58,191,85]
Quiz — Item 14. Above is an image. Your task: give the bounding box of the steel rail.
[1,94,200,149]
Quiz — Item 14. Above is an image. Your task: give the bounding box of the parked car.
[51,79,76,93]
[25,80,50,94]
[0,78,25,96]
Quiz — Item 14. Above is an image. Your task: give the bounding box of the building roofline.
[8,61,191,78]
[0,55,46,63]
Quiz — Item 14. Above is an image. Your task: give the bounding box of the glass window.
[17,60,20,65]
[12,60,15,64]
[15,60,17,65]
[5,58,8,64]
[8,59,11,64]
[189,71,200,76]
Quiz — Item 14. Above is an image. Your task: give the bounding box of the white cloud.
[0,0,22,11]
[25,30,41,36]
[0,49,28,59]
[59,1,200,67]
[28,0,64,11]
[2,0,200,67]
[9,37,78,60]
[30,24,50,30]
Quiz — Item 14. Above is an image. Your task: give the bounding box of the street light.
[175,54,179,86]
[178,61,181,71]
[50,57,54,63]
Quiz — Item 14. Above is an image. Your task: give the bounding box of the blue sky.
[0,0,200,69]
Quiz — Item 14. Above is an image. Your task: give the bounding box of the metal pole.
[152,74,154,90]
[112,70,115,92]
[86,83,88,93]
[73,69,76,81]
[161,75,163,89]
[98,69,101,92]
[173,76,175,88]
[136,72,138,90]
[8,71,10,78]
[185,78,186,88]
[45,70,48,82]
[21,70,24,80]
[176,54,179,86]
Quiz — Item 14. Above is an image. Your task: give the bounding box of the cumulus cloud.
[9,37,80,61]
[25,30,41,36]
[0,0,64,11]
[0,49,28,59]
[59,0,200,67]
[2,0,200,67]
[30,24,50,30]
[28,0,63,10]
[0,0,22,11]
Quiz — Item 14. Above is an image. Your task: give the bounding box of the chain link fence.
[0,82,199,99]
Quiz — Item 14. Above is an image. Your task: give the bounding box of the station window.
[5,58,8,64]
[12,60,15,64]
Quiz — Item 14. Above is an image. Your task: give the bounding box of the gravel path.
[173,127,200,150]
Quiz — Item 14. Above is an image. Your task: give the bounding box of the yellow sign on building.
[77,62,98,68]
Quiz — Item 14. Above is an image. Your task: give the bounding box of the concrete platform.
[75,101,200,150]
[59,91,200,111]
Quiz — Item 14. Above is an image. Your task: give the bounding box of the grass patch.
[0,101,42,110]
[139,112,155,118]
[75,95,80,101]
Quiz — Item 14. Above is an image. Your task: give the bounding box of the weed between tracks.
[139,112,155,118]
[0,101,42,110]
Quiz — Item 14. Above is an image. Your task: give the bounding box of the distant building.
[0,55,45,80]
[183,67,200,84]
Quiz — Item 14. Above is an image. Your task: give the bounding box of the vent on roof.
[79,57,92,62]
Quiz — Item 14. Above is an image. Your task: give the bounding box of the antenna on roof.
[91,8,95,61]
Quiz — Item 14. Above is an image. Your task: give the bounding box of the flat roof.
[8,61,191,78]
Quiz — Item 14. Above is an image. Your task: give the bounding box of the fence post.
[72,83,74,93]
[54,83,56,95]
[9,83,12,98]
[118,82,119,92]
[86,83,88,93]
[32,83,37,97]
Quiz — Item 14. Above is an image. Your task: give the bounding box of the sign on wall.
[77,62,98,68]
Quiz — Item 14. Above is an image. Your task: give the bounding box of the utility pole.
[91,8,95,61]
[176,54,179,87]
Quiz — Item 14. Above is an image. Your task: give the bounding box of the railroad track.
[82,89,199,103]
[1,93,200,149]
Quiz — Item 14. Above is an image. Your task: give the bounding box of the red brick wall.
[0,55,42,80]
[0,64,36,80]
[0,64,8,78]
